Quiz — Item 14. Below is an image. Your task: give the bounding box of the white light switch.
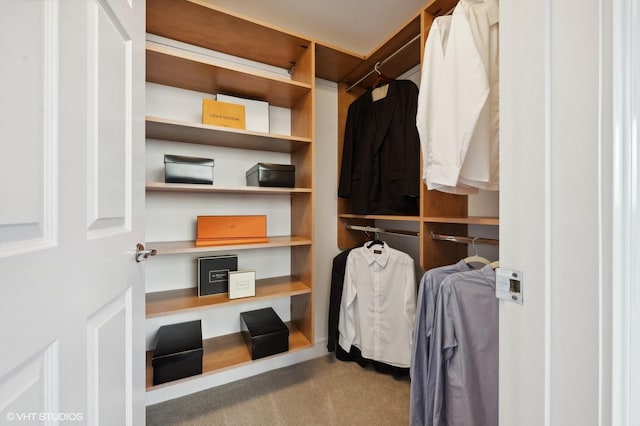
[495,268,523,304]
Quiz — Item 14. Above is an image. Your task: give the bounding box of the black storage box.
[197,255,238,296]
[164,154,214,184]
[152,320,203,385]
[245,163,295,188]
[240,307,289,360]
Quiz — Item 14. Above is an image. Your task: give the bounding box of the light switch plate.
[495,268,523,304]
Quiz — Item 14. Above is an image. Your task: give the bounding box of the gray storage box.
[164,154,214,185]
[245,163,295,188]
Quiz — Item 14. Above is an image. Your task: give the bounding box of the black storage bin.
[164,154,214,184]
[240,307,289,360]
[245,163,295,188]
[152,320,203,385]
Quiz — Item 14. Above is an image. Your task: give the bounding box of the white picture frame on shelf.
[228,270,256,299]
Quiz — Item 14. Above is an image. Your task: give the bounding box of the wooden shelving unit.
[145,0,315,395]
[143,0,498,399]
[334,0,499,271]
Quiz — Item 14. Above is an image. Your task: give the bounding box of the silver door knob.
[135,243,157,262]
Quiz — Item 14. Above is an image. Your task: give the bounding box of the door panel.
[87,0,132,236]
[0,0,145,425]
[87,290,132,425]
[0,343,59,423]
[0,0,57,254]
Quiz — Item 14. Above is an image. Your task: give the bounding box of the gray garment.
[410,261,472,426]
[430,265,498,426]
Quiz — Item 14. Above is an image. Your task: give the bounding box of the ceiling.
[202,0,429,55]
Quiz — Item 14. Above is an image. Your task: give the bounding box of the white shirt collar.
[362,242,390,267]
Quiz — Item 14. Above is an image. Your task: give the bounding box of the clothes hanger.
[463,237,491,266]
[371,62,392,89]
[366,231,385,249]
[490,260,500,269]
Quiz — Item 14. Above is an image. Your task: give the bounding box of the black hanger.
[367,240,384,248]
[366,232,384,249]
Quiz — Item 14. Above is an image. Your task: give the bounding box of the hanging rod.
[345,34,422,92]
[345,224,419,237]
[430,232,499,246]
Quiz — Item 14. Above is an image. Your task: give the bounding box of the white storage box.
[216,94,269,133]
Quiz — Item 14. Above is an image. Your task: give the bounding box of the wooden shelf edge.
[146,277,311,318]
[147,237,313,255]
[145,322,312,390]
[145,116,312,153]
[338,214,498,225]
[146,182,312,195]
[339,213,421,222]
[423,216,499,225]
[145,116,312,144]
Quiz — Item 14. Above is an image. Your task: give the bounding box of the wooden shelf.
[315,43,365,83]
[146,43,312,110]
[146,0,312,73]
[147,236,312,255]
[339,213,421,222]
[146,116,312,153]
[146,276,311,318]
[145,322,312,389]
[146,181,312,195]
[423,216,499,225]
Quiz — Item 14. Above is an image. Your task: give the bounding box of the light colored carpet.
[146,355,411,426]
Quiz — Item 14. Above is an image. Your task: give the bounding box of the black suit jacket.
[338,80,420,215]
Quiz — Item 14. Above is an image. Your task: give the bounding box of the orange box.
[196,215,268,247]
[202,98,246,129]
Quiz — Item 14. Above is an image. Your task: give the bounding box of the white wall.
[313,78,340,344]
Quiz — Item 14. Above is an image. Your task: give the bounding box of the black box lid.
[153,320,203,359]
[245,163,295,176]
[240,307,289,336]
[164,154,214,167]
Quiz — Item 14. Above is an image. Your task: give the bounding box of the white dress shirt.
[338,242,417,368]
[417,0,499,193]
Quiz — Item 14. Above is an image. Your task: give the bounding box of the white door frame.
[611,0,640,423]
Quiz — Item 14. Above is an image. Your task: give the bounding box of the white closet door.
[0,0,145,424]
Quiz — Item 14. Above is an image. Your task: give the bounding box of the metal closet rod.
[345,224,419,237]
[344,3,460,92]
[345,34,421,92]
[430,232,499,246]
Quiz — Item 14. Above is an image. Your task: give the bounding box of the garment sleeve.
[338,101,358,198]
[327,249,350,352]
[416,40,432,185]
[410,273,430,426]
[404,256,417,344]
[337,254,358,351]
[429,281,454,426]
[403,82,421,198]
[427,11,490,188]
